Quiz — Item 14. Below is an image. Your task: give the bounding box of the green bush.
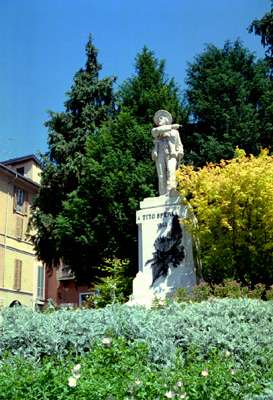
[87,258,132,308]
[173,280,270,302]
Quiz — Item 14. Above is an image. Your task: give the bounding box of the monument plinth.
[130,192,196,306]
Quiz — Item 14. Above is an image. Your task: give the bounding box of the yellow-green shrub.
[177,149,273,286]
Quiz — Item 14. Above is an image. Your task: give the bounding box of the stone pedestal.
[129,193,196,306]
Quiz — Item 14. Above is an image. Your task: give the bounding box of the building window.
[14,186,27,214]
[16,167,25,176]
[79,291,99,305]
[37,265,44,299]
[13,259,22,291]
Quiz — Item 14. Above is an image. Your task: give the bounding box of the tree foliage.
[53,112,156,278]
[30,36,116,276]
[177,149,273,286]
[184,40,273,165]
[89,258,132,308]
[119,46,186,124]
[249,1,273,71]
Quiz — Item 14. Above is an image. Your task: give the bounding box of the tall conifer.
[30,36,115,273]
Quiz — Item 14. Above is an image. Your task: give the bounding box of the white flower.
[165,391,175,398]
[176,381,183,387]
[135,379,141,385]
[101,337,112,347]
[225,350,231,357]
[180,394,188,399]
[68,376,77,387]
[201,369,209,377]
[72,363,81,378]
[72,363,81,372]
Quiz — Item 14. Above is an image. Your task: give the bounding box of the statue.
[151,110,184,196]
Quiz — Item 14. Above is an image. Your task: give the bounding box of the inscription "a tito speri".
[138,211,176,222]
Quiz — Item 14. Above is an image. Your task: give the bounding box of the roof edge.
[0,164,40,189]
[1,154,42,167]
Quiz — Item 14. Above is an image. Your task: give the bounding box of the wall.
[0,168,43,308]
[45,267,91,307]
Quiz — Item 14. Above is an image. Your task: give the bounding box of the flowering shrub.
[0,337,273,399]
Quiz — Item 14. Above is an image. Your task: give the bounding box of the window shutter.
[13,187,17,211]
[37,266,44,299]
[13,260,22,291]
[24,191,29,215]
[15,216,24,240]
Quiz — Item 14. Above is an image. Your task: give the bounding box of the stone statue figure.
[151,110,184,195]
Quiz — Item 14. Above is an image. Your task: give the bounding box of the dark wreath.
[146,214,185,285]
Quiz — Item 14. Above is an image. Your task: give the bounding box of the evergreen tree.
[119,46,186,123]
[30,36,116,277]
[249,1,273,72]
[184,40,273,165]
[248,3,273,150]
[54,47,186,279]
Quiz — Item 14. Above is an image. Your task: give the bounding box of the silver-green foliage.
[0,299,273,365]
[245,382,273,400]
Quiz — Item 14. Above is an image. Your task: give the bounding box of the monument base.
[128,192,197,307]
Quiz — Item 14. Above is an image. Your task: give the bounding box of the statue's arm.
[152,124,181,137]
[152,125,172,138]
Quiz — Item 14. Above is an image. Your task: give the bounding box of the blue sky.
[0,0,270,160]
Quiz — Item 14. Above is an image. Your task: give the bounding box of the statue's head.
[153,110,173,126]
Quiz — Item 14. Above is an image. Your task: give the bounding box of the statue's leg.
[156,152,167,195]
[166,157,177,192]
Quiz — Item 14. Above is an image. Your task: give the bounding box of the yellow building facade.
[0,155,44,308]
